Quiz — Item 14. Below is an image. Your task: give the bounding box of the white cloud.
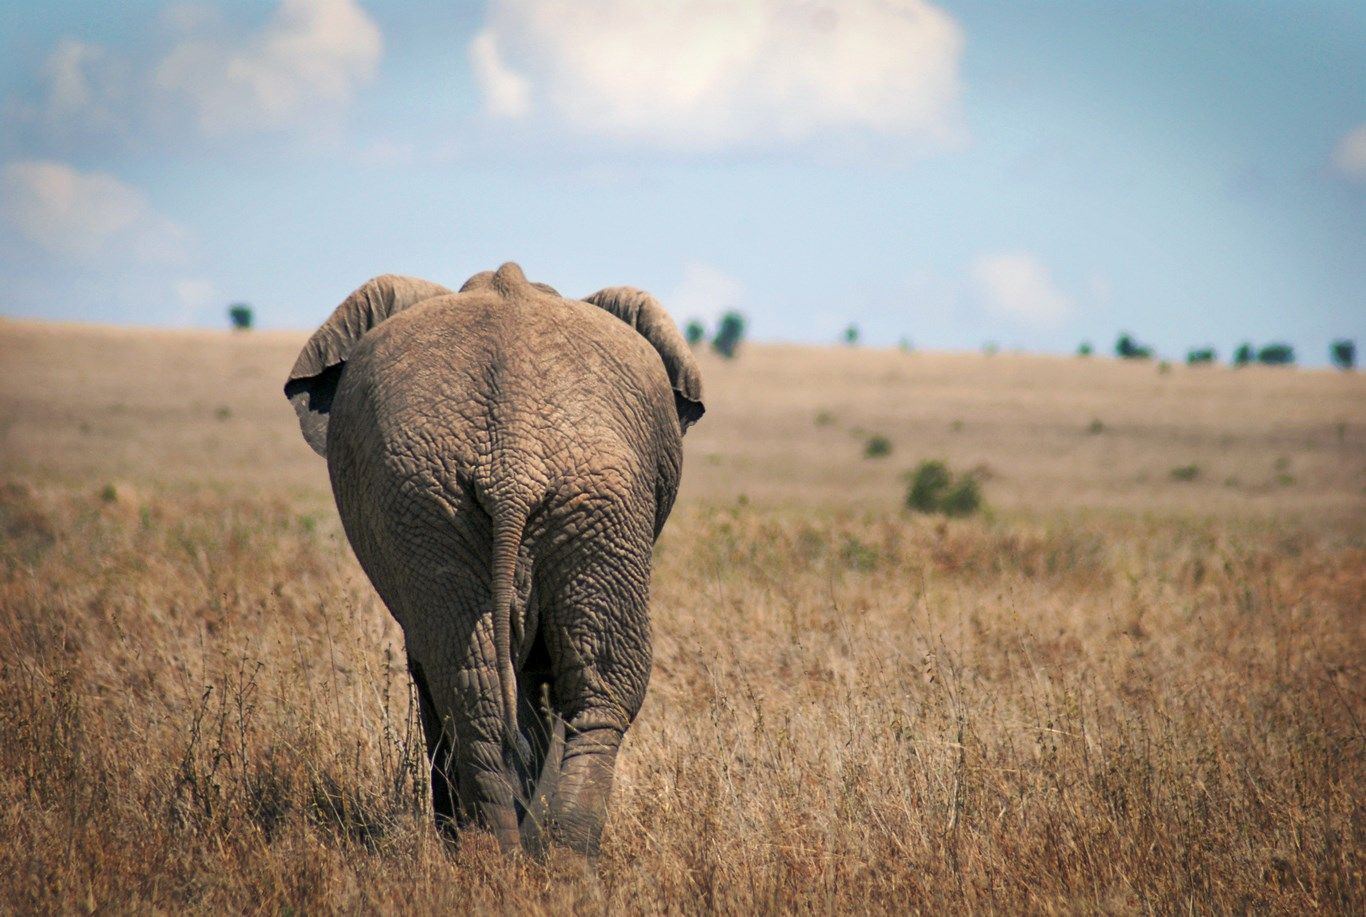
[42,40,116,121]
[35,39,133,139]
[0,160,187,263]
[470,31,531,118]
[471,0,965,151]
[154,0,382,135]
[972,253,1072,326]
[1332,124,1366,181]
[173,278,218,323]
[667,260,746,326]
[30,1,381,140]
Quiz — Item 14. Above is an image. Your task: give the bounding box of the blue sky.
[1,1,1362,364]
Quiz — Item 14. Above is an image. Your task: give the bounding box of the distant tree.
[1115,332,1152,360]
[843,324,860,346]
[1233,342,1254,366]
[982,342,999,356]
[712,311,747,359]
[1186,347,1216,365]
[228,303,253,330]
[1257,343,1294,366]
[1077,341,1093,357]
[898,337,913,353]
[1330,339,1355,371]
[684,319,706,347]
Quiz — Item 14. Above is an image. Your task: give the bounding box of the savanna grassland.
[1,318,1362,913]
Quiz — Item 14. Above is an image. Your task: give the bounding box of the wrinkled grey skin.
[284,263,704,859]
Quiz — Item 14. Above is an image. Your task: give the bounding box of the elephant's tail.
[491,503,531,767]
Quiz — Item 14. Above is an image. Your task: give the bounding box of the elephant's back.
[330,290,677,503]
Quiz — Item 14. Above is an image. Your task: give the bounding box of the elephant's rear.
[327,287,679,553]
[284,264,701,858]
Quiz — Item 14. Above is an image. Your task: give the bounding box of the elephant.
[283,262,704,859]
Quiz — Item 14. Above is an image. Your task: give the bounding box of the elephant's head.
[582,287,706,433]
[284,274,455,456]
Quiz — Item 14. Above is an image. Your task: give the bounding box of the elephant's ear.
[582,287,705,433]
[284,274,454,456]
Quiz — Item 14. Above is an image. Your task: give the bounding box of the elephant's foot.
[489,809,522,853]
[465,768,522,852]
[519,714,565,860]
[544,725,622,860]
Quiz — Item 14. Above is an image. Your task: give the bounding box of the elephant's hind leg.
[368,498,523,851]
[407,595,523,854]
[407,656,464,838]
[537,535,654,859]
[514,628,559,837]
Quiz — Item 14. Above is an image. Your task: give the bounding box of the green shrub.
[906,461,951,512]
[1257,343,1294,366]
[904,460,983,516]
[863,435,892,459]
[1170,464,1200,482]
[814,410,835,427]
[1077,341,1093,357]
[843,324,860,346]
[1187,347,1216,365]
[1087,419,1105,435]
[940,477,982,517]
[1233,342,1254,366]
[1116,333,1153,360]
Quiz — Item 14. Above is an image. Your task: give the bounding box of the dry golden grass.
[1,318,1363,912]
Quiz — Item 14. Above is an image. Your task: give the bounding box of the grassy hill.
[1,319,1361,912]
